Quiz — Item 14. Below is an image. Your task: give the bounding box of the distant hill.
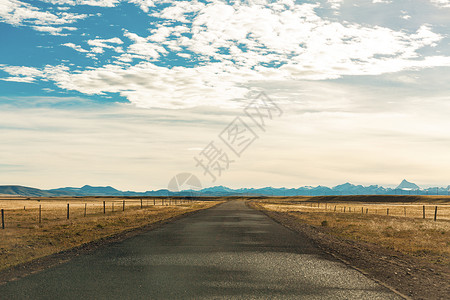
[49,185,124,196]
[0,185,69,197]
[49,185,172,197]
[0,181,448,197]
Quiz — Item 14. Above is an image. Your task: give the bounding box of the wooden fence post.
[366,208,368,214]
[67,204,70,219]
[404,207,406,217]
[423,205,425,219]
[434,206,437,221]
[141,199,143,209]
[361,207,364,214]
[387,208,389,216]
[153,198,155,206]
[103,201,106,214]
[123,200,125,211]
[344,207,346,212]
[112,202,114,212]
[1,209,4,229]
[39,205,42,224]
[84,203,87,217]
[334,206,336,212]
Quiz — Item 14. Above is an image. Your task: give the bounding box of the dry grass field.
[253,196,450,266]
[0,197,220,271]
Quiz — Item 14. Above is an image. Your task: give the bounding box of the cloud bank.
[1,0,450,109]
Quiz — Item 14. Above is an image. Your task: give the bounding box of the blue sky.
[1,0,450,190]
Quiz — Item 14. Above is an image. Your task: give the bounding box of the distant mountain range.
[396,179,420,190]
[0,180,449,197]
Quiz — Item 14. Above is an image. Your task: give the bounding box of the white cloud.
[429,0,450,8]
[372,0,392,3]
[177,53,191,58]
[0,65,44,83]
[328,0,343,10]
[62,42,89,52]
[86,37,124,54]
[41,0,120,7]
[48,62,254,109]
[119,31,167,60]
[32,25,77,35]
[1,0,450,110]
[0,0,87,33]
[0,65,44,77]
[149,25,189,43]
[128,0,155,12]
[43,0,157,10]
[150,2,445,73]
[80,0,120,6]
[1,76,36,83]
[152,0,205,22]
[4,56,450,111]
[91,37,123,45]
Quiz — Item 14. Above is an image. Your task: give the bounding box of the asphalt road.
[0,201,402,299]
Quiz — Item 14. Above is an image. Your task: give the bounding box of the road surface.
[0,201,401,299]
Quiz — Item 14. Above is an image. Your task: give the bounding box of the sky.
[1,0,449,191]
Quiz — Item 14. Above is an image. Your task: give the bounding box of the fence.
[282,201,450,221]
[0,197,194,229]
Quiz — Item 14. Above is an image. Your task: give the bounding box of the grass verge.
[254,201,450,266]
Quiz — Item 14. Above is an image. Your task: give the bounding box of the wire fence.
[0,198,194,229]
[266,201,450,221]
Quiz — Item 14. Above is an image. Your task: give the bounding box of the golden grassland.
[252,196,450,266]
[0,197,220,271]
